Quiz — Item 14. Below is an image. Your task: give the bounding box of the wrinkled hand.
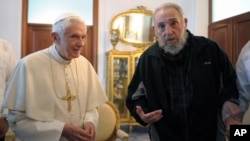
[62,123,93,141]
[222,101,243,139]
[136,106,163,124]
[225,116,241,139]
[0,117,9,138]
[83,122,95,141]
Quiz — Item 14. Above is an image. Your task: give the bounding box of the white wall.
[0,0,22,59]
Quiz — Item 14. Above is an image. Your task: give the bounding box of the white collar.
[49,45,71,65]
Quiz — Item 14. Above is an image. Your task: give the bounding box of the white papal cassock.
[2,45,108,141]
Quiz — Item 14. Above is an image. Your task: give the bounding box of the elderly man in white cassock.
[2,13,108,141]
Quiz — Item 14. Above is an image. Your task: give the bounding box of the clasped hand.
[62,122,95,141]
[136,106,163,124]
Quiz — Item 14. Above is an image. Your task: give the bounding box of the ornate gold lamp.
[110,28,120,50]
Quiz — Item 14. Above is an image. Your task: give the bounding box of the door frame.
[21,0,99,71]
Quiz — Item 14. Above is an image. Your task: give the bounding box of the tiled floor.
[116,125,150,141]
[127,132,150,141]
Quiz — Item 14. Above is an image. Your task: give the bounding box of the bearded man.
[126,2,242,141]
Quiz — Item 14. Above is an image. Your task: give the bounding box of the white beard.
[158,31,188,55]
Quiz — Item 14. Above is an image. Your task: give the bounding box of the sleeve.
[8,110,65,141]
[6,42,18,83]
[236,41,250,112]
[215,41,239,107]
[83,108,98,131]
[126,58,149,126]
[0,40,18,116]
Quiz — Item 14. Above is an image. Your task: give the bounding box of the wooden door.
[21,0,99,71]
[208,19,233,63]
[232,12,250,65]
[208,12,250,65]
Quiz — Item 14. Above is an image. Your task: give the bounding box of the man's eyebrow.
[157,17,178,23]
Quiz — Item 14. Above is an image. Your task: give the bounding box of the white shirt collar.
[49,45,71,64]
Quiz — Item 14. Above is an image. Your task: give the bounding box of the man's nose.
[163,24,174,36]
[76,39,85,47]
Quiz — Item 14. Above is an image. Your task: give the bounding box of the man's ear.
[184,18,188,27]
[51,32,60,43]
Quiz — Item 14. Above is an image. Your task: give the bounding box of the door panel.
[208,12,250,65]
[232,12,250,64]
[208,19,233,63]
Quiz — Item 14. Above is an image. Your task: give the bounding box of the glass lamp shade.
[110,29,120,49]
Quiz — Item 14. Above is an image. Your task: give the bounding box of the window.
[212,0,249,22]
[28,0,93,25]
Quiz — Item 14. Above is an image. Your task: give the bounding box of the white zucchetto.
[53,12,81,24]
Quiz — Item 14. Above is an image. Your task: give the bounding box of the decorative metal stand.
[110,28,120,50]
